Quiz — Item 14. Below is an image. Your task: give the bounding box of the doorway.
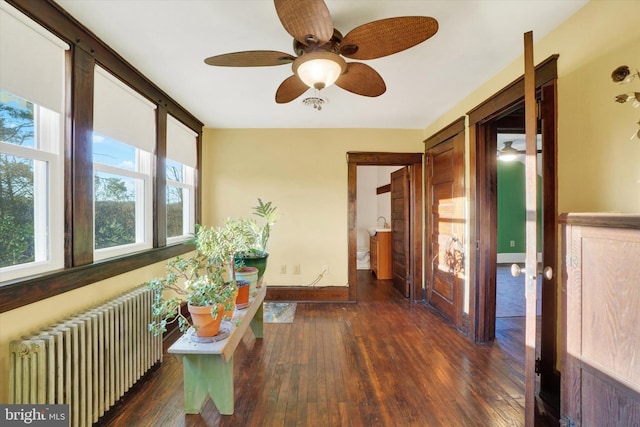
[347,152,423,302]
[469,56,560,409]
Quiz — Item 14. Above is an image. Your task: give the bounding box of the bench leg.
[182,354,235,415]
[250,303,264,338]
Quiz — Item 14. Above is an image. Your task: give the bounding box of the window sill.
[0,243,194,313]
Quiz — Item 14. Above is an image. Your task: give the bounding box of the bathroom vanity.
[370,230,392,279]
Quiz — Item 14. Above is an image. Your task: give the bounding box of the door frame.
[467,55,560,407]
[347,152,423,302]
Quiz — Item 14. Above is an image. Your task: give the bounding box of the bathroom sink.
[368,227,391,236]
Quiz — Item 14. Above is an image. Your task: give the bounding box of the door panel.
[391,167,410,297]
[426,134,465,325]
[561,217,640,427]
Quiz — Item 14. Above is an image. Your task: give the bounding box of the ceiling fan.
[204,0,439,104]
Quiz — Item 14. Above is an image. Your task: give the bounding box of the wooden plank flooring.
[98,272,536,426]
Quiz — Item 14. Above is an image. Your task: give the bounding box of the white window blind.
[93,65,157,153]
[0,0,69,113]
[167,115,197,168]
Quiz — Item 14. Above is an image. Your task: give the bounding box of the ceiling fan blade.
[335,62,386,97]
[276,74,309,103]
[204,50,295,67]
[340,16,438,60]
[274,0,334,45]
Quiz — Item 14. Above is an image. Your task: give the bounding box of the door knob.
[510,264,553,280]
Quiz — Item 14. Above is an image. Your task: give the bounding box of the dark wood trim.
[424,116,466,150]
[409,162,423,301]
[63,44,74,268]
[266,286,350,302]
[468,55,558,126]
[347,152,423,165]
[7,0,203,132]
[0,244,194,313]
[539,81,560,409]
[194,132,203,226]
[347,152,423,302]
[347,161,358,301]
[70,47,95,267]
[376,184,391,195]
[155,106,168,248]
[558,213,640,229]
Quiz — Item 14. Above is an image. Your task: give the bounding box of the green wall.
[497,161,542,253]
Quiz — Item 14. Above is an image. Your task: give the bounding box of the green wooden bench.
[168,285,266,415]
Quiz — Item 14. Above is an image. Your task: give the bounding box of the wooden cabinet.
[560,213,640,427]
[370,231,392,280]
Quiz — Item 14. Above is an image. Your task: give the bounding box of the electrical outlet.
[293,264,301,274]
[510,240,516,247]
[280,264,286,274]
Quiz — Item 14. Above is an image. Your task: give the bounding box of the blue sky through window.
[93,133,136,170]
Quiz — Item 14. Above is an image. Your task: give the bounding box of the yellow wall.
[201,128,424,287]
[424,0,640,214]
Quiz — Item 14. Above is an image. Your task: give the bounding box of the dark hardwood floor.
[98,271,543,426]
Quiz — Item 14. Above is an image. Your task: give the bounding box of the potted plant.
[147,219,252,338]
[146,250,235,338]
[146,200,278,337]
[235,198,279,286]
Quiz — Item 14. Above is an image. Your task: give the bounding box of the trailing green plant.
[146,250,235,336]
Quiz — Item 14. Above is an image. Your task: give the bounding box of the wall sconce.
[611,65,640,140]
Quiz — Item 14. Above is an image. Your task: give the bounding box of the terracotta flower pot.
[235,280,250,309]
[188,303,224,337]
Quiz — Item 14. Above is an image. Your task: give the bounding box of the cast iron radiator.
[8,285,162,427]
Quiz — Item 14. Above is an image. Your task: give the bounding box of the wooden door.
[425,135,464,324]
[391,167,410,297]
[560,214,640,427]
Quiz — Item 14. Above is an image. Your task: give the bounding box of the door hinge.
[535,357,542,375]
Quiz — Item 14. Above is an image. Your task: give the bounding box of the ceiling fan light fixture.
[293,52,346,90]
[499,141,518,162]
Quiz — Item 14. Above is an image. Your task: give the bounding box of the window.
[0,3,67,281]
[166,115,197,243]
[0,1,202,311]
[92,66,156,260]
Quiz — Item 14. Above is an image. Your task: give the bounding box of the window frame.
[0,85,64,282]
[93,140,154,259]
[166,162,196,244]
[0,0,203,313]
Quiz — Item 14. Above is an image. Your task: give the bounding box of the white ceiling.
[54,0,588,129]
